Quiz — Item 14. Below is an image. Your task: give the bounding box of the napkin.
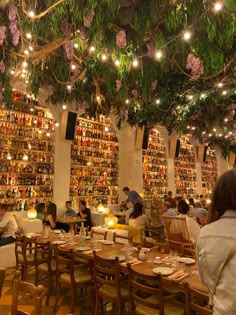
[60,242,77,249]
[121,258,142,267]
[161,256,170,262]
[168,270,189,281]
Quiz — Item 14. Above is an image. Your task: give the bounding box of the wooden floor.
[0,268,131,315]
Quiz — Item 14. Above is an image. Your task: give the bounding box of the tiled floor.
[0,267,132,315]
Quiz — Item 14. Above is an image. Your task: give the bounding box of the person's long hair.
[208,169,236,223]
[129,202,143,220]
[47,203,57,222]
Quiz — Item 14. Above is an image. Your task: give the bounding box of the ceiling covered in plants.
[0,0,236,155]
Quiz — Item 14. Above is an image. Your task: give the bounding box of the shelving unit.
[70,115,119,205]
[174,135,197,197]
[201,147,218,195]
[142,129,167,199]
[0,92,55,210]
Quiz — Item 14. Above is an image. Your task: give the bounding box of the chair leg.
[54,283,60,312]
[70,287,76,314]
[95,296,100,315]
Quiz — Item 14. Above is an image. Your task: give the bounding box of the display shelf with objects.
[201,147,218,195]
[70,115,119,205]
[174,135,197,197]
[142,129,167,199]
[0,90,55,211]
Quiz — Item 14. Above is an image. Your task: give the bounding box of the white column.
[118,126,143,203]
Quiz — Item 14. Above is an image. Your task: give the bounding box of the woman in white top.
[128,202,149,229]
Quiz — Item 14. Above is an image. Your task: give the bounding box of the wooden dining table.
[56,216,86,233]
[25,232,208,295]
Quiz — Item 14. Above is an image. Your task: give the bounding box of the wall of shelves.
[174,135,197,197]
[70,116,119,205]
[142,129,167,199]
[201,147,218,195]
[0,92,55,211]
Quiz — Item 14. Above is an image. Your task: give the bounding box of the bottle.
[79,222,86,245]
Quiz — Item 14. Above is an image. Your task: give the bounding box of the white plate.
[85,236,91,240]
[153,259,162,265]
[53,230,61,234]
[52,240,66,245]
[108,255,126,262]
[76,245,91,251]
[153,267,174,276]
[177,257,195,264]
[100,240,114,245]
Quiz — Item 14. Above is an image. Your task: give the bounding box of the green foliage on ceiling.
[0,0,236,156]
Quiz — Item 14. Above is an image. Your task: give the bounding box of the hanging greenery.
[0,0,236,156]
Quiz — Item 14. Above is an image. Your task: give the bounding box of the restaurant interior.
[0,0,236,314]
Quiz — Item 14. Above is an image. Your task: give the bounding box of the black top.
[78,207,92,228]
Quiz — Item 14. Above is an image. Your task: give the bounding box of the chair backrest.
[93,251,122,300]
[162,215,194,254]
[91,229,108,240]
[15,235,35,262]
[114,232,133,244]
[128,264,164,315]
[0,267,5,298]
[11,270,46,315]
[34,239,54,271]
[184,282,212,315]
[114,224,143,245]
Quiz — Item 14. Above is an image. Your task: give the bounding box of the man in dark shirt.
[78,200,92,229]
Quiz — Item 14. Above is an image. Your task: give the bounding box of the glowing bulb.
[191,126,196,130]
[209,133,212,137]
[29,11,35,18]
[30,107,34,112]
[22,61,28,68]
[187,126,190,129]
[222,90,227,95]
[218,82,223,88]
[214,2,223,11]
[132,59,139,67]
[24,50,29,55]
[155,50,162,60]
[155,99,161,104]
[71,64,76,70]
[101,54,108,61]
[46,132,50,137]
[28,143,32,149]
[213,128,217,132]
[219,133,222,137]
[29,46,33,51]
[104,126,109,132]
[200,93,206,99]
[26,33,32,39]
[125,99,129,104]
[89,46,95,53]
[67,85,72,90]
[188,95,193,100]
[114,59,120,66]
[23,153,28,161]
[224,118,228,123]
[202,131,206,135]
[10,70,15,75]
[55,122,59,127]
[183,31,192,41]
[62,104,67,110]
[22,69,27,74]
[96,96,101,101]
[7,153,11,160]
[21,73,26,78]
[74,43,79,48]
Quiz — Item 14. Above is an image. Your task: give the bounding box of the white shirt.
[128,214,149,230]
[175,214,200,244]
[197,210,236,314]
[0,212,18,238]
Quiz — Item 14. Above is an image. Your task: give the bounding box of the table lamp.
[27,207,37,220]
[104,211,118,229]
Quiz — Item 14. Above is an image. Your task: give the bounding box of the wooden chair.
[54,246,91,313]
[34,239,56,305]
[184,282,212,315]
[11,270,47,315]
[0,267,5,298]
[114,232,133,244]
[128,264,184,315]
[114,224,144,246]
[93,251,129,315]
[91,229,108,240]
[162,215,195,257]
[15,234,35,280]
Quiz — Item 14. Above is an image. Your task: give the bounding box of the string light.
[62,104,67,110]
[101,53,108,61]
[74,43,79,48]
[22,61,28,68]
[71,64,76,70]
[224,118,228,123]
[89,46,95,53]
[24,50,29,55]
[187,95,193,100]
[183,31,192,41]
[125,99,129,104]
[222,90,227,95]
[214,2,223,11]
[29,46,33,51]
[29,11,35,18]
[67,85,72,91]
[96,96,101,101]
[114,59,120,66]
[26,33,32,39]
[55,122,59,127]
[217,82,223,88]
[10,70,15,75]
[200,93,206,99]
[155,50,162,60]
[155,99,161,104]
[132,59,139,67]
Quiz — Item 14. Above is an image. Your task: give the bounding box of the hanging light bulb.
[67,85,72,91]
[132,59,139,67]
[22,61,28,68]
[24,50,29,55]
[155,50,162,60]
[101,53,108,61]
[114,59,120,66]
[29,46,33,51]
[74,43,79,48]
[22,153,28,161]
[183,31,192,41]
[26,33,32,39]
[217,82,223,88]
[55,122,59,127]
[155,99,161,104]
[214,2,223,11]
[89,46,95,53]
[62,104,67,110]
[29,11,35,18]
[10,70,15,75]
[125,99,130,104]
[7,153,11,160]
[222,90,227,95]
[71,64,76,70]
[200,93,206,99]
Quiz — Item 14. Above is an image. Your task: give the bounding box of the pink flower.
[147,43,155,58]
[151,80,158,90]
[116,79,122,92]
[84,10,95,28]
[0,61,5,73]
[186,53,204,78]
[8,5,17,22]
[64,41,74,60]
[116,30,126,49]
[131,89,138,99]
[61,21,71,36]
[0,26,6,45]
[8,6,20,46]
